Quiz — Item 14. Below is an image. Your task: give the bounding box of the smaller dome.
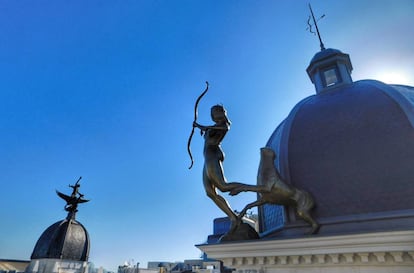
[31,218,90,261]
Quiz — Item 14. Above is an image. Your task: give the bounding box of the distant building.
[88,264,114,273]
[0,259,29,273]
[147,259,228,273]
[117,262,158,273]
[147,262,174,271]
[117,264,139,273]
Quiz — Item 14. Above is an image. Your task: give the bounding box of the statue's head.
[211,104,231,124]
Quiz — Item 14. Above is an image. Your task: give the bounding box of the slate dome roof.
[260,48,414,236]
[31,218,90,261]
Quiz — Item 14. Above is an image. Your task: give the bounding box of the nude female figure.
[193,105,244,230]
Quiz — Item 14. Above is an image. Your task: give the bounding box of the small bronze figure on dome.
[56,176,89,220]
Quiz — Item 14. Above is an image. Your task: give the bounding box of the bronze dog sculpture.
[231,147,320,234]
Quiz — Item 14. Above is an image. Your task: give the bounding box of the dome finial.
[56,176,89,220]
[307,3,325,51]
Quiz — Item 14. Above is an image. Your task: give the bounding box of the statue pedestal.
[219,223,259,242]
[198,230,414,273]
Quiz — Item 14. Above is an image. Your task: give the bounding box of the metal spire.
[308,3,325,51]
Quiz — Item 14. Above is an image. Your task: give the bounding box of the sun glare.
[374,71,412,85]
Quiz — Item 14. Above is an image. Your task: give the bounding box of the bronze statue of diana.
[193,105,246,232]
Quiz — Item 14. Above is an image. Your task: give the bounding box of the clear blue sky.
[1,1,413,271]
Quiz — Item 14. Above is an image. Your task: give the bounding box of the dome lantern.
[305,4,353,94]
[306,48,353,93]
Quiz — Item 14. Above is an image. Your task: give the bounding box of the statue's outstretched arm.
[193,122,228,132]
[193,122,208,131]
[230,184,270,196]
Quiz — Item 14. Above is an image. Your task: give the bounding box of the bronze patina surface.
[56,176,89,220]
[192,104,257,240]
[231,147,319,235]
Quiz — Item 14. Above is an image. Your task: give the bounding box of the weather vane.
[307,3,326,51]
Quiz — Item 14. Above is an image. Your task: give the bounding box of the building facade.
[198,30,414,273]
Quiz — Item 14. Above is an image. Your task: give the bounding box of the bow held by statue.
[187,81,209,169]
